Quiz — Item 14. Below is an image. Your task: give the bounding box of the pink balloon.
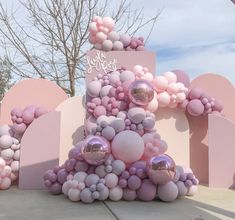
[22,110,34,124]
[111,130,144,164]
[102,40,113,51]
[107,31,120,42]
[158,181,178,202]
[113,41,124,51]
[164,72,177,83]
[152,76,168,92]
[187,99,204,116]
[102,17,115,30]
[13,123,27,134]
[137,179,156,201]
[157,92,170,107]
[0,177,11,189]
[96,32,107,43]
[213,100,224,112]
[119,34,131,47]
[188,87,203,100]
[89,22,98,35]
[94,106,107,118]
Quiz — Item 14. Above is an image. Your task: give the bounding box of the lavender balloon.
[81,136,111,165]
[128,79,154,106]
[147,154,176,185]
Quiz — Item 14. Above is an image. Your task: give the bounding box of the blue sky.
[139,0,235,82]
[1,0,235,84]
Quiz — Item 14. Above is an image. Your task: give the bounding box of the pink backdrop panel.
[188,73,235,184]
[0,78,68,125]
[208,114,235,189]
[155,108,190,168]
[85,50,156,84]
[19,111,60,189]
[56,96,86,164]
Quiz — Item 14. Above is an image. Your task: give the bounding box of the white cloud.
[130,0,235,83]
[134,0,235,47]
[156,43,235,83]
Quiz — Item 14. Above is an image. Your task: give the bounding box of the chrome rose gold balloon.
[128,79,154,106]
[81,136,111,165]
[147,154,176,185]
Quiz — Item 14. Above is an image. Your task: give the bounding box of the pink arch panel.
[19,111,60,189]
[0,78,67,125]
[188,73,235,184]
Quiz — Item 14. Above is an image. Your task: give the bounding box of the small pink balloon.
[137,179,156,201]
[96,32,107,43]
[188,87,203,100]
[0,177,11,190]
[157,92,171,107]
[89,35,97,44]
[113,41,124,51]
[11,107,22,117]
[152,76,168,92]
[102,40,113,51]
[94,106,107,118]
[102,17,115,30]
[136,46,145,51]
[89,22,98,34]
[22,110,34,124]
[187,99,204,116]
[107,31,120,42]
[13,123,27,134]
[164,72,177,84]
[119,34,131,47]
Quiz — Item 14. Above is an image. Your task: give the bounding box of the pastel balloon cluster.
[152,71,188,109]
[174,166,199,197]
[0,125,20,189]
[88,16,145,51]
[11,105,48,138]
[0,158,13,190]
[0,105,48,190]
[44,64,200,203]
[43,142,92,195]
[45,148,198,202]
[182,87,224,116]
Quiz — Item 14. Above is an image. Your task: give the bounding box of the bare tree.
[0,57,12,100]
[0,0,160,96]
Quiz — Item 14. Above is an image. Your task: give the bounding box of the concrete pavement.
[0,186,234,220]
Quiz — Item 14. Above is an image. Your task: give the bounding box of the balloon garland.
[43,65,206,203]
[0,16,224,206]
[88,16,145,51]
[43,16,223,203]
[0,106,48,189]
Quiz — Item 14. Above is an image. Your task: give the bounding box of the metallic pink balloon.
[147,154,176,185]
[128,79,154,106]
[81,136,111,165]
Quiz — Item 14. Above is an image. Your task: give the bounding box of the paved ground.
[0,186,234,220]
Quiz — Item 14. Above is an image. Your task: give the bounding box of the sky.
[139,0,235,82]
[1,0,235,84]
